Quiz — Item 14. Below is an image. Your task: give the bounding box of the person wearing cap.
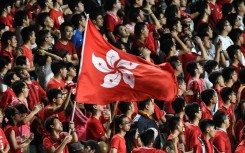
[43,116,78,153]
[110,114,131,153]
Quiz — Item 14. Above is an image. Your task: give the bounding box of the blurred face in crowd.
[67,66,77,78]
[203,36,212,49]
[224,21,232,33]
[118,25,130,38]
[230,92,237,104]
[175,21,182,33]
[180,0,187,7]
[44,16,54,29]
[138,10,145,22]
[114,0,122,10]
[19,69,30,80]
[62,26,74,40]
[76,1,84,13]
[80,16,86,28]
[135,0,143,7]
[23,16,30,27]
[51,118,63,132]
[146,99,155,115]
[147,0,155,5]
[207,125,216,138]
[207,26,213,38]
[60,67,68,78]
[196,63,203,75]
[141,25,149,38]
[94,15,104,28]
[231,71,238,82]
[30,31,36,45]
[22,83,30,98]
[46,0,53,9]
[158,13,166,26]
[218,76,225,87]
[183,26,192,37]
[120,117,131,132]
[9,36,17,48]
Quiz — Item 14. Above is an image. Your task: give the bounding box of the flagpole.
[69,14,90,135]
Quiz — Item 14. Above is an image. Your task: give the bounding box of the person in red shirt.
[0,31,17,66]
[222,67,238,93]
[184,102,202,152]
[117,101,136,122]
[85,104,108,142]
[43,116,78,153]
[201,89,218,119]
[53,22,79,65]
[39,88,71,125]
[193,119,215,153]
[13,67,47,110]
[212,110,232,153]
[235,100,245,141]
[0,3,14,31]
[17,26,36,72]
[227,45,245,74]
[49,0,64,30]
[46,60,67,90]
[132,129,166,153]
[235,126,245,153]
[171,97,186,131]
[0,109,9,152]
[167,116,184,153]
[110,114,131,153]
[104,0,121,43]
[219,87,237,149]
[229,29,245,57]
[3,106,32,153]
[0,71,20,109]
[209,71,226,111]
[208,0,223,28]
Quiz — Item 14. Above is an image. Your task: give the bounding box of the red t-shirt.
[235,119,244,141]
[104,12,121,32]
[110,134,127,153]
[218,105,235,141]
[53,40,77,58]
[235,140,245,153]
[213,129,232,153]
[0,88,16,108]
[21,45,33,68]
[43,132,69,153]
[0,15,14,31]
[178,52,198,83]
[26,80,46,110]
[0,50,15,66]
[132,147,166,153]
[201,106,213,120]
[184,124,202,152]
[0,128,9,150]
[208,2,222,28]
[193,135,213,153]
[4,125,21,153]
[86,116,105,141]
[49,9,64,30]
[46,78,65,91]
[230,64,244,75]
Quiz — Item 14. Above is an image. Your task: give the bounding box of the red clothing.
[26,80,46,110]
[153,103,164,121]
[185,124,202,152]
[0,128,9,150]
[86,116,105,141]
[213,129,232,153]
[21,45,33,68]
[110,134,126,153]
[208,2,222,28]
[132,147,166,153]
[38,104,57,123]
[230,64,244,75]
[46,78,65,91]
[49,9,64,30]
[178,52,198,83]
[187,78,206,105]
[0,88,16,108]
[235,140,245,153]
[0,15,14,31]
[213,86,223,108]
[43,132,69,153]
[235,119,244,141]
[4,125,21,153]
[202,107,213,120]
[218,105,235,141]
[193,135,214,153]
[0,50,14,65]
[104,11,121,32]
[53,40,77,58]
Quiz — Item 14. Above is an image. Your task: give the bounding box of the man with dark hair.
[233,0,245,30]
[132,129,165,153]
[184,102,202,152]
[134,98,161,149]
[117,101,135,121]
[0,56,11,94]
[227,45,245,74]
[212,110,231,153]
[204,60,219,89]
[201,89,217,119]
[238,68,245,102]
[229,28,245,56]
[53,22,79,65]
[68,0,84,15]
[222,67,238,88]
[49,0,64,30]
[219,87,236,148]
[46,60,67,90]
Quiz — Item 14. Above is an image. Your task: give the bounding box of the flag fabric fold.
[75,19,178,105]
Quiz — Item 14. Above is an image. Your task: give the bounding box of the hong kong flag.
[75,19,178,104]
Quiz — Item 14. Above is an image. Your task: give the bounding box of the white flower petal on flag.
[101,71,121,88]
[106,49,120,68]
[117,59,139,69]
[120,69,135,88]
[92,53,113,73]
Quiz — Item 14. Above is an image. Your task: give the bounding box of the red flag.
[75,19,178,104]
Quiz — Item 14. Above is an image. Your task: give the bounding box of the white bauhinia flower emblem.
[92,49,139,88]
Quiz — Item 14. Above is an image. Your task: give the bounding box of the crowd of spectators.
[0,0,245,152]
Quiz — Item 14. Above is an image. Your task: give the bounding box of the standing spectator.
[201,89,217,119]
[208,0,223,28]
[110,114,131,153]
[49,0,64,30]
[233,0,245,30]
[212,110,232,153]
[227,45,245,74]
[104,0,122,43]
[0,3,14,31]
